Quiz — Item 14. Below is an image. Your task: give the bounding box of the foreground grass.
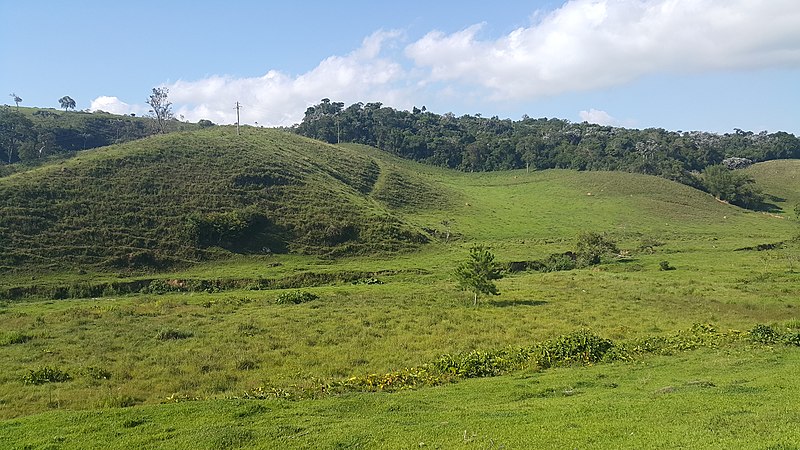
[2,344,798,449]
[1,243,798,420]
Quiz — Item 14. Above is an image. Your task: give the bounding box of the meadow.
[1,127,799,448]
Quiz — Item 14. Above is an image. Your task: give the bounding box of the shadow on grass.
[491,299,548,308]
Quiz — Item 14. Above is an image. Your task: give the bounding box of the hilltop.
[0,128,440,273]
[294,100,800,193]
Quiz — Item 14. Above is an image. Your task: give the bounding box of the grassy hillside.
[1,136,799,447]
[746,159,800,217]
[0,128,435,272]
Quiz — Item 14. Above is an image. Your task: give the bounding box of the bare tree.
[146,87,173,133]
[9,93,22,109]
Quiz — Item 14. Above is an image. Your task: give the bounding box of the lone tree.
[454,245,503,305]
[58,96,76,111]
[9,93,22,109]
[146,87,173,133]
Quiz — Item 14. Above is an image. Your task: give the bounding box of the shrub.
[541,252,577,272]
[576,232,618,267]
[782,332,800,347]
[155,328,193,340]
[536,330,614,368]
[749,324,779,344]
[659,260,675,271]
[23,367,72,385]
[275,290,318,304]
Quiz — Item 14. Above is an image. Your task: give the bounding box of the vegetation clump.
[22,367,72,385]
[275,290,319,305]
[1,331,33,346]
[155,329,193,340]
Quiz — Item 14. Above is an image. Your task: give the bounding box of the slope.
[745,159,800,217]
[0,128,432,272]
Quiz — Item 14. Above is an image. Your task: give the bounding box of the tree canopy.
[294,99,800,200]
[58,96,76,112]
[454,245,503,305]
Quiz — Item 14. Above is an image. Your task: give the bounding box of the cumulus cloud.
[579,108,619,126]
[166,30,413,126]
[89,96,147,116]
[100,1,800,127]
[405,0,800,100]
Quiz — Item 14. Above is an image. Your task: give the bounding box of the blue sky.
[2,0,799,134]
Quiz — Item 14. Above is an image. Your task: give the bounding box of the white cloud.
[405,0,800,100]
[166,30,414,126]
[89,96,147,116]
[99,1,800,127]
[579,108,618,126]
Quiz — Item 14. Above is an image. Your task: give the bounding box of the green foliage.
[0,107,36,163]
[197,119,215,128]
[22,367,71,385]
[295,99,800,187]
[575,231,618,267]
[186,206,284,253]
[58,96,76,112]
[432,348,529,378]
[541,252,578,272]
[454,245,503,305]
[749,324,779,344]
[703,164,764,208]
[535,329,614,368]
[275,290,318,304]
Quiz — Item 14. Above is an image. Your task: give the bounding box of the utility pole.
[234,101,242,136]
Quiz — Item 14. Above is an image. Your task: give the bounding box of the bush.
[22,367,72,385]
[155,328,193,340]
[659,260,675,271]
[575,232,618,267]
[541,252,577,272]
[749,324,779,344]
[275,290,318,304]
[536,330,614,368]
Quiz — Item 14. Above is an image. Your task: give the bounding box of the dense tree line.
[294,99,800,193]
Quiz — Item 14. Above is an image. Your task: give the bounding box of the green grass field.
[1,127,799,448]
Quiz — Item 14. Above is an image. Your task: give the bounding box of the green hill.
[746,159,800,217]
[2,127,794,276]
[1,130,799,446]
[0,128,436,272]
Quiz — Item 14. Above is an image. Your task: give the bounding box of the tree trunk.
[473,292,477,306]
